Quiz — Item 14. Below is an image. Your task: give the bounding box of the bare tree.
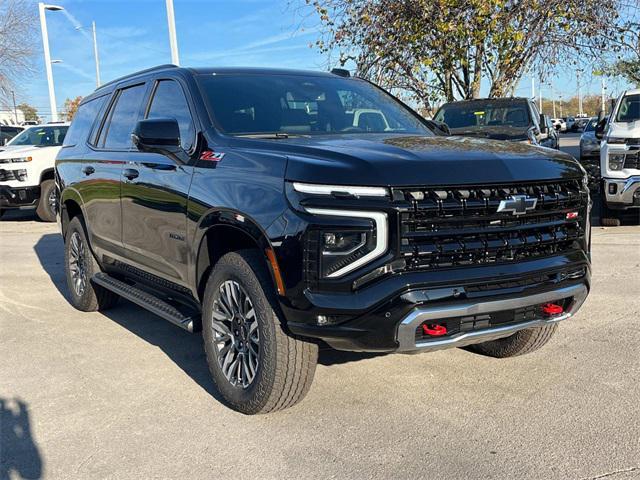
[0,0,38,105]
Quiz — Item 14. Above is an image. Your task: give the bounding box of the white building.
[0,109,26,125]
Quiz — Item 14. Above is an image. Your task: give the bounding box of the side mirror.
[131,118,184,161]
[595,110,607,140]
[539,114,548,134]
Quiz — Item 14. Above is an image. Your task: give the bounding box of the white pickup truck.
[596,89,640,226]
[0,123,69,222]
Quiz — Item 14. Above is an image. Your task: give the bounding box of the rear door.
[120,77,197,285]
[80,82,149,260]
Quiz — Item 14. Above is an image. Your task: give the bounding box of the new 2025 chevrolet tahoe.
[56,66,591,414]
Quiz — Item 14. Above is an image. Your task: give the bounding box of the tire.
[601,217,621,227]
[0,209,4,219]
[202,250,318,414]
[64,216,119,312]
[36,179,57,222]
[467,324,558,358]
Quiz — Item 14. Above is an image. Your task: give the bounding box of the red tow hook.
[422,324,448,336]
[541,303,564,316]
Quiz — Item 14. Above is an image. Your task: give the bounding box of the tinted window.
[197,74,431,136]
[101,84,147,149]
[0,127,21,144]
[615,94,640,123]
[8,125,69,146]
[63,95,107,146]
[435,100,531,129]
[147,80,195,151]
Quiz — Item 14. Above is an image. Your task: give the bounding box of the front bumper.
[603,176,640,209]
[396,283,587,352]
[287,254,591,352]
[0,185,40,208]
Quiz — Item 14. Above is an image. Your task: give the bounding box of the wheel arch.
[59,188,85,239]
[194,211,284,302]
[39,168,55,184]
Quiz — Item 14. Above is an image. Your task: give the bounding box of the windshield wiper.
[233,132,299,139]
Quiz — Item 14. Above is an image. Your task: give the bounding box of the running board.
[92,272,198,332]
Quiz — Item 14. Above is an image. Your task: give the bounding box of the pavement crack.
[580,466,639,480]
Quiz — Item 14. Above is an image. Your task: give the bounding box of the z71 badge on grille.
[497,195,538,215]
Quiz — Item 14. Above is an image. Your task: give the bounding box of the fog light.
[317,315,329,326]
[609,183,618,195]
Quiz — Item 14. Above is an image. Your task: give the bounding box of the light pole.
[576,68,584,117]
[166,0,180,65]
[92,21,101,87]
[559,94,563,118]
[38,3,64,122]
[601,76,606,113]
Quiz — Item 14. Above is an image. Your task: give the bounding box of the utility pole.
[11,91,18,124]
[166,0,180,65]
[38,3,64,122]
[531,77,535,101]
[92,21,101,87]
[539,82,543,114]
[576,68,584,117]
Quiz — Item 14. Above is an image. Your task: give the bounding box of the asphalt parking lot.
[1,134,639,479]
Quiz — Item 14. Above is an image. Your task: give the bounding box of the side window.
[146,80,195,151]
[100,83,147,149]
[63,95,107,146]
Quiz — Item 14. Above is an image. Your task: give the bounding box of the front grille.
[395,180,587,270]
[623,151,640,170]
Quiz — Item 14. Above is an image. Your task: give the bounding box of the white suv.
[0,123,69,221]
[596,89,640,226]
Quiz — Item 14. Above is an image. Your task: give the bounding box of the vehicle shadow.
[32,233,388,405]
[0,209,38,223]
[0,397,44,480]
[33,233,69,302]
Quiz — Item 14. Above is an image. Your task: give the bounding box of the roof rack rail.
[97,64,178,91]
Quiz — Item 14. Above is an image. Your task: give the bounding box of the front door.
[121,78,197,285]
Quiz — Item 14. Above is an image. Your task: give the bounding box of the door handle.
[123,168,139,180]
[81,165,95,176]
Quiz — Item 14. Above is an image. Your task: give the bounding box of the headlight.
[607,137,626,144]
[609,154,625,171]
[6,157,32,163]
[305,209,388,278]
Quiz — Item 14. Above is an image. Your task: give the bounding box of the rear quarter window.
[63,95,108,147]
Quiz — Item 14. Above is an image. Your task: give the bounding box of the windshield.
[8,125,69,147]
[434,100,531,129]
[584,118,598,132]
[615,94,640,123]
[197,74,432,136]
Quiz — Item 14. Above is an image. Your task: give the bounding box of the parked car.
[595,89,640,226]
[579,117,600,160]
[0,125,24,145]
[433,97,557,148]
[551,118,567,132]
[56,65,591,414]
[0,123,69,221]
[564,116,575,131]
[573,117,590,132]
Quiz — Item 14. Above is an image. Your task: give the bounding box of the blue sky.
[22,0,634,121]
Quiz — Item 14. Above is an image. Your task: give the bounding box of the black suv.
[434,97,558,149]
[56,65,591,414]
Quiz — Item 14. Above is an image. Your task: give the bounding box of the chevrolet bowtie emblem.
[497,195,537,215]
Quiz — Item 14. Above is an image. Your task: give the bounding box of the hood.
[0,145,46,157]
[448,125,529,142]
[0,144,61,160]
[608,120,640,139]
[272,134,582,186]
